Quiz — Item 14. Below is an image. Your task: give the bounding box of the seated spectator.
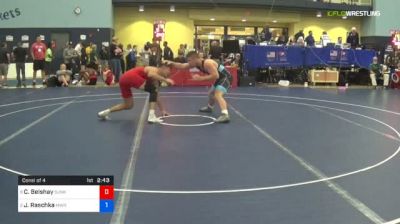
[56,63,72,87]
[78,67,98,86]
[369,56,389,89]
[396,62,400,72]
[102,65,115,86]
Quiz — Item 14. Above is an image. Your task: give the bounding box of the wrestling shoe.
[199,106,213,113]
[148,116,163,124]
[215,114,230,123]
[97,109,110,120]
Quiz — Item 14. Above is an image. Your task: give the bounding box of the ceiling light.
[241,18,246,22]
[210,18,215,21]
[170,5,175,12]
[139,5,144,12]
[272,20,277,23]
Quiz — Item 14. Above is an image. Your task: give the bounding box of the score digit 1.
[99,185,114,213]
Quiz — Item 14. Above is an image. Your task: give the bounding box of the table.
[243,45,376,70]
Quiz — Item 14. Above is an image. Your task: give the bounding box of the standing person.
[141,42,151,66]
[44,42,53,79]
[98,44,109,73]
[0,42,10,87]
[125,44,137,70]
[305,31,315,47]
[165,51,233,123]
[320,31,331,47]
[119,44,126,74]
[110,37,122,82]
[63,42,78,71]
[294,30,305,42]
[97,64,175,123]
[80,42,88,71]
[176,44,186,62]
[125,44,133,70]
[209,41,223,63]
[86,43,98,66]
[163,41,174,61]
[347,27,360,49]
[30,36,47,86]
[150,39,162,66]
[12,42,28,87]
[131,45,137,68]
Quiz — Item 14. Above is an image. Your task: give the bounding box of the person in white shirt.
[320,31,331,47]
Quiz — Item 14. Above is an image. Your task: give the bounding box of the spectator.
[141,42,151,66]
[305,31,315,47]
[178,44,185,55]
[209,40,223,63]
[98,44,109,72]
[110,37,122,82]
[369,56,389,89]
[56,63,72,87]
[44,42,53,78]
[346,27,360,48]
[80,42,88,71]
[125,44,137,70]
[12,42,28,87]
[337,37,343,48]
[294,30,305,42]
[78,66,97,86]
[150,39,162,66]
[63,42,78,72]
[118,44,126,73]
[276,35,286,45]
[0,42,10,87]
[261,26,272,42]
[320,31,331,47]
[296,36,305,46]
[87,43,98,66]
[131,45,137,68]
[30,36,47,86]
[163,41,174,61]
[102,65,115,86]
[75,41,84,71]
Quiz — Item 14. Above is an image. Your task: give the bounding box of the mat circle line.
[159,114,216,127]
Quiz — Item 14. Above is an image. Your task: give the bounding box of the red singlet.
[119,67,150,98]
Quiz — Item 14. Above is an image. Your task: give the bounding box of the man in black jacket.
[163,41,174,61]
[346,27,360,48]
[13,42,28,87]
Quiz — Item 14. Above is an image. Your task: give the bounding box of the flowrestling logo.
[327,11,380,17]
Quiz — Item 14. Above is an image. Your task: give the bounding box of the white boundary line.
[0,101,73,150]
[159,114,216,127]
[230,104,385,224]
[384,218,400,224]
[2,91,400,116]
[110,96,149,224]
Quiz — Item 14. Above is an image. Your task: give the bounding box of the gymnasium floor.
[0,86,400,224]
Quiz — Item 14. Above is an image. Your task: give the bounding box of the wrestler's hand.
[165,78,175,86]
[191,74,202,81]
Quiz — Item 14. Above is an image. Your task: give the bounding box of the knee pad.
[144,82,158,102]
